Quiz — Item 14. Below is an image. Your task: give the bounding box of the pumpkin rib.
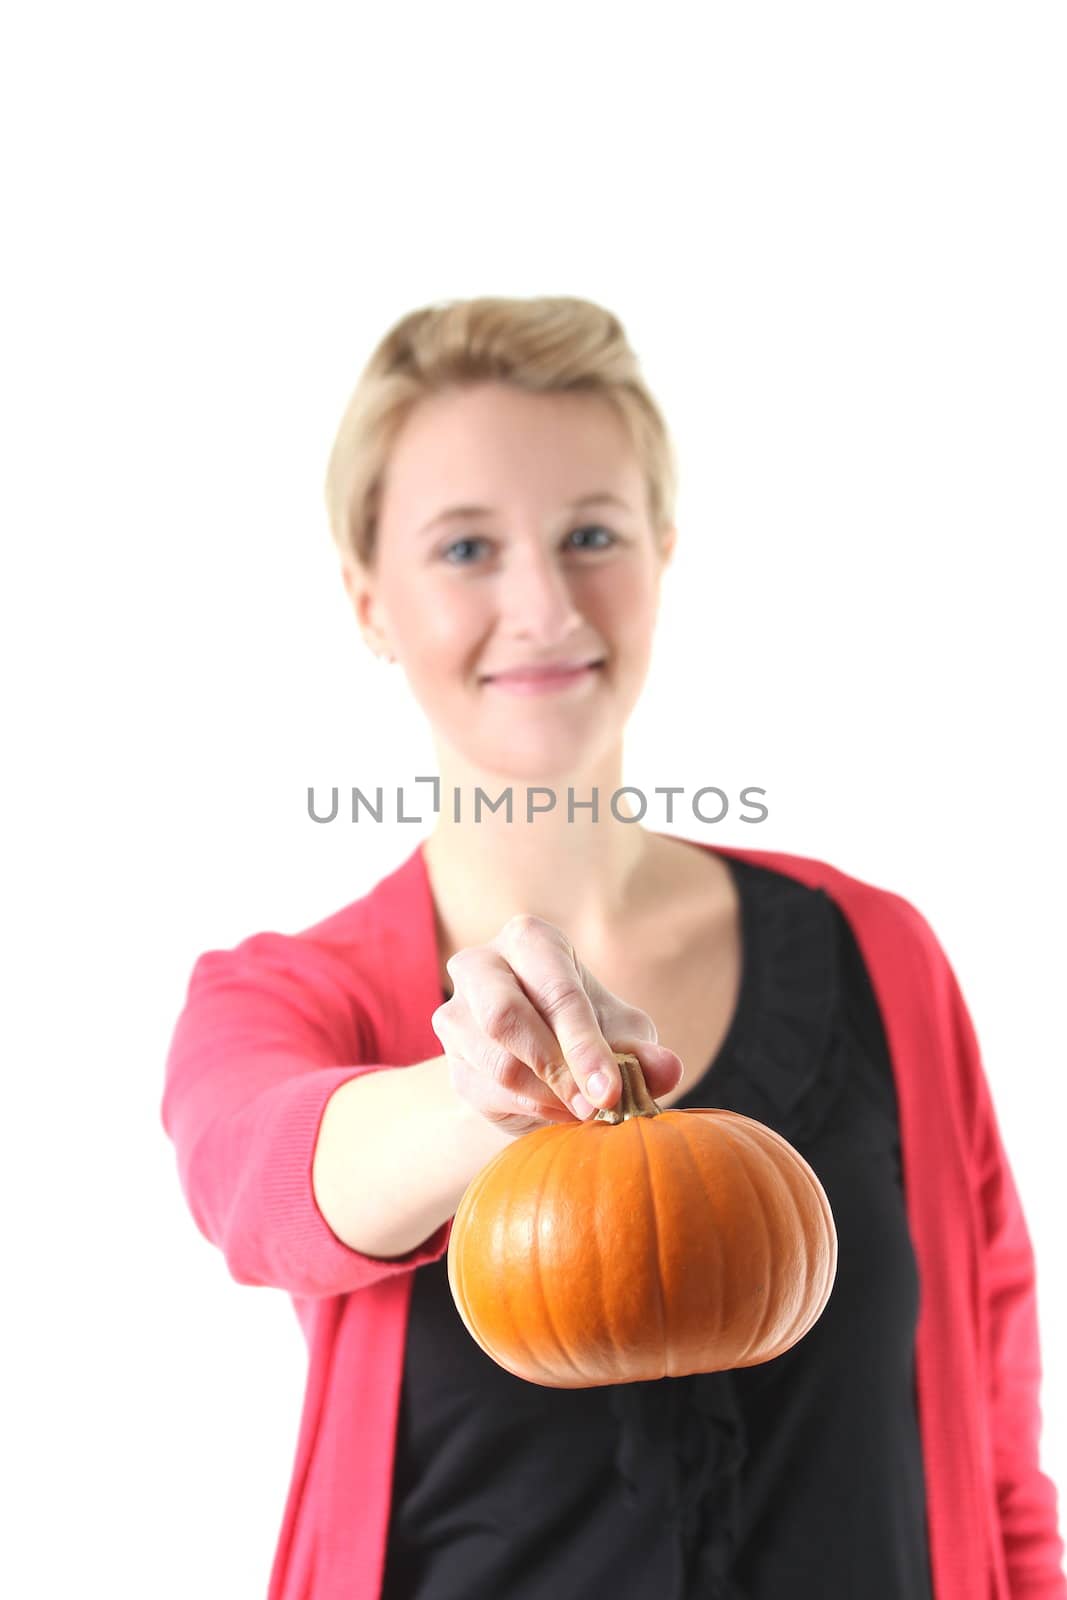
[723,1120,780,1367]
[768,1135,815,1356]
[761,1128,813,1358]
[447,1172,483,1348]
[732,1117,837,1352]
[533,1129,592,1384]
[633,1118,670,1379]
[788,1145,837,1345]
[670,1115,728,1354]
[747,1139,808,1362]
[731,1118,835,1359]
[767,1137,825,1353]
[451,1128,554,1377]
[588,1124,614,1370]
[447,1168,492,1353]
[505,1126,579,1376]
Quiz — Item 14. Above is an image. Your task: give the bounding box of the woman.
[162,296,1065,1599]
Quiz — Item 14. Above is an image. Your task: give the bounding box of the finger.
[605,1039,685,1099]
[449,1055,579,1126]
[443,953,592,1117]
[473,989,594,1118]
[571,970,684,1102]
[496,922,624,1110]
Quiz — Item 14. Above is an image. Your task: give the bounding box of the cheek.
[385,575,485,674]
[586,561,661,634]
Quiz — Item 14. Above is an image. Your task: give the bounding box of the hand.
[430,913,684,1138]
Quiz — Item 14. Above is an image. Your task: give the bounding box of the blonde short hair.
[324,295,678,569]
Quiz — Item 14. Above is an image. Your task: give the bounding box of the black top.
[382,857,935,1599]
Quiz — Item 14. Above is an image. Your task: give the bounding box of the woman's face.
[344,381,675,782]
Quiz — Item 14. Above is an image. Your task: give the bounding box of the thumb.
[607,1040,684,1100]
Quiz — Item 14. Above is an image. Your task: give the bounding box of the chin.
[471,731,621,786]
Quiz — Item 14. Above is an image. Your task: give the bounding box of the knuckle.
[559,1030,601,1068]
[480,994,527,1044]
[537,973,583,1021]
[614,1004,657,1042]
[431,990,462,1025]
[563,1036,610,1075]
[431,1013,458,1055]
[483,1046,525,1092]
[538,1055,575,1097]
[445,947,479,979]
[500,912,563,950]
[510,1086,548,1115]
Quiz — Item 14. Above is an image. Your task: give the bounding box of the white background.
[4,3,1064,1596]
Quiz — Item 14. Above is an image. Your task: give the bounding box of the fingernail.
[586,1069,611,1100]
[572,1093,595,1119]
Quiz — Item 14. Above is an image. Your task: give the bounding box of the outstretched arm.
[161,936,501,1298]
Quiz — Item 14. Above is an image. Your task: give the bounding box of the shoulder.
[710,840,949,972]
[172,843,439,1065]
[180,845,424,1020]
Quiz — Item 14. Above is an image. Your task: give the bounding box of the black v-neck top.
[382,856,936,1598]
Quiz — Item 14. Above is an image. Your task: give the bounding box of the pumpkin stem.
[594,1051,662,1123]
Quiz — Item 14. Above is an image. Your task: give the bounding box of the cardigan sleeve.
[942,951,1067,1597]
[160,937,451,1300]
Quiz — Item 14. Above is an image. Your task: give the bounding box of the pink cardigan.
[161,838,1066,1598]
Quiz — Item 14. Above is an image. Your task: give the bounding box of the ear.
[658,523,678,567]
[340,557,390,656]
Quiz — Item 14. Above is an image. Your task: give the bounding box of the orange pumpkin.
[447,1051,838,1387]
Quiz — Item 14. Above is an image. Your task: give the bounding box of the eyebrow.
[418,491,633,539]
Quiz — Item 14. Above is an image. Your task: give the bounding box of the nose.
[499,539,585,642]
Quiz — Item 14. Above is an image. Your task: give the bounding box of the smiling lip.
[481,658,604,692]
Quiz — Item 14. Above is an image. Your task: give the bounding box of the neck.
[420,739,660,957]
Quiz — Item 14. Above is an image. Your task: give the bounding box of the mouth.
[480,657,606,691]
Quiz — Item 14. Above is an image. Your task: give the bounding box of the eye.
[439,524,618,566]
[441,536,491,565]
[567,523,617,551]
